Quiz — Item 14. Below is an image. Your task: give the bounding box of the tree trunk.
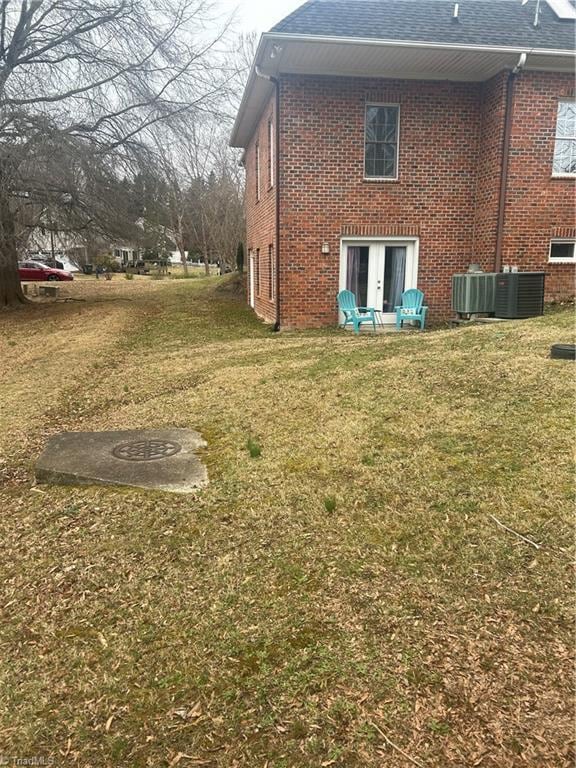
[0,184,27,308]
[179,245,188,275]
[200,215,210,275]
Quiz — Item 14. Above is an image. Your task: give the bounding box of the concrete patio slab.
[35,429,208,494]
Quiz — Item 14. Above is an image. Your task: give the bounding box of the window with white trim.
[268,119,274,188]
[552,101,576,176]
[549,240,575,262]
[255,143,260,201]
[364,104,399,179]
[268,244,274,299]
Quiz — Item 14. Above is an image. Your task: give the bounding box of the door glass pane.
[382,246,406,311]
[346,246,369,307]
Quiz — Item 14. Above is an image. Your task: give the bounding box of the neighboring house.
[231,0,576,328]
[24,228,81,271]
[112,216,145,266]
[169,250,189,265]
[25,225,142,269]
[112,244,141,266]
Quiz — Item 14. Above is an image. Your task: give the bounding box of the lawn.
[0,276,573,767]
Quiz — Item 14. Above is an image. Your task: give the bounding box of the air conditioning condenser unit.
[452,273,497,315]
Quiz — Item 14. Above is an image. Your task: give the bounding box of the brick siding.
[502,72,575,301]
[245,93,277,323]
[472,72,507,271]
[244,71,575,329]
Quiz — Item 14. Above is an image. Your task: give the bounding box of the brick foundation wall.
[244,72,575,329]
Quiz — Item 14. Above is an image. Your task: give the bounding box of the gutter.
[494,52,527,273]
[255,66,282,332]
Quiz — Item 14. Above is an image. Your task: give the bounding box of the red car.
[18,261,74,282]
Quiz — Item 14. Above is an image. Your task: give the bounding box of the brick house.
[231,0,575,329]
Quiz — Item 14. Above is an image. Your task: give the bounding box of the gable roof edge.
[230,36,275,149]
[264,30,576,58]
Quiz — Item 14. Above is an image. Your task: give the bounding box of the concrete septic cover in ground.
[36,429,207,494]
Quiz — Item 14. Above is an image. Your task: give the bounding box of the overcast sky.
[220,0,303,34]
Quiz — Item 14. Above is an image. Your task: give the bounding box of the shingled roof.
[272,0,576,52]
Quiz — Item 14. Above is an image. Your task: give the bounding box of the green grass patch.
[247,436,262,458]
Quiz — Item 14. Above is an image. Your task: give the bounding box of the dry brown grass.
[0,277,574,767]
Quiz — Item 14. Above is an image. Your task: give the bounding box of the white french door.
[340,239,419,324]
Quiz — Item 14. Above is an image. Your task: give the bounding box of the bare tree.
[149,132,192,274]
[0,0,233,307]
[233,32,258,90]
[201,146,244,273]
[168,120,245,275]
[180,118,221,275]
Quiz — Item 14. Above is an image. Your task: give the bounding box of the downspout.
[494,52,526,272]
[255,66,281,331]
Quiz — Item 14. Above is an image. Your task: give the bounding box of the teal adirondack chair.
[337,289,377,334]
[395,288,428,330]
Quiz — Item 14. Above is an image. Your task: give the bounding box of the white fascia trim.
[262,31,576,58]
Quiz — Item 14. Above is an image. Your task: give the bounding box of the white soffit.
[269,40,519,81]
